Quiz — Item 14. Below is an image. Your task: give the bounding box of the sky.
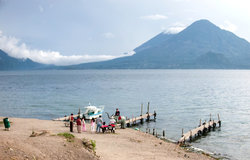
[0,0,250,65]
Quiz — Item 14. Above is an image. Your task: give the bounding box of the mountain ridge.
[1,19,250,70]
[63,19,250,69]
[0,49,49,70]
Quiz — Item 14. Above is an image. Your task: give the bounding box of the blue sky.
[0,0,250,65]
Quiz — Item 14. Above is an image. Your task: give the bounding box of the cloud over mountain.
[0,30,119,66]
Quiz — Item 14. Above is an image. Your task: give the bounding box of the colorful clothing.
[91,120,95,132]
[76,118,81,133]
[70,115,74,132]
[77,125,81,133]
[82,119,86,132]
[96,117,103,132]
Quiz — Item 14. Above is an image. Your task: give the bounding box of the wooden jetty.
[178,114,221,144]
[125,102,156,127]
[125,112,156,127]
[53,114,78,121]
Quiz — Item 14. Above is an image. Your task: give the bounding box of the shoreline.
[0,117,214,160]
[136,128,224,160]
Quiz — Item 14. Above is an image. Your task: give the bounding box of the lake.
[0,69,249,160]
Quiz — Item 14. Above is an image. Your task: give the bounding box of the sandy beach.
[0,117,213,160]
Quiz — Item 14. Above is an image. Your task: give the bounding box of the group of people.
[69,113,104,133]
[69,108,121,133]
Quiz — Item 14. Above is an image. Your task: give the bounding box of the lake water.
[0,70,250,160]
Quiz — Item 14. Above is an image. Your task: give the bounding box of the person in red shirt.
[76,117,82,133]
[70,113,74,132]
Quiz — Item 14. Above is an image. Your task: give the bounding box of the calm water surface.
[0,70,249,160]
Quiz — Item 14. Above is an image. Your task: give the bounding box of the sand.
[0,117,213,160]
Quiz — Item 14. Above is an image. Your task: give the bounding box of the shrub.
[58,132,75,142]
[90,140,96,151]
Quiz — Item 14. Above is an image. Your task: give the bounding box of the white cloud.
[219,20,237,32]
[0,30,120,66]
[141,14,168,20]
[103,32,115,39]
[39,5,44,13]
[163,22,186,34]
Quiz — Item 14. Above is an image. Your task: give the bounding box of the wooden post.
[204,120,206,125]
[153,128,155,135]
[212,120,216,130]
[147,102,150,113]
[154,110,156,120]
[78,108,81,117]
[148,128,150,134]
[189,130,192,141]
[141,103,143,116]
[182,128,184,137]
[140,103,144,124]
[127,118,131,127]
[208,120,212,132]
[198,130,201,136]
[146,128,148,133]
[163,130,165,137]
[132,115,134,125]
[218,114,221,127]
[147,114,150,122]
[147,102,150,122]
[208,124,211,132]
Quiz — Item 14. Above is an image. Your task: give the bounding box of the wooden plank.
[53,114,79,121]
[178,120,219,143]
[125,113,154,124]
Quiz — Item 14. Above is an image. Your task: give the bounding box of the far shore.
[0,117,214,160]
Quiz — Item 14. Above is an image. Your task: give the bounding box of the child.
[91,118,95,133]
[82,118,86,132]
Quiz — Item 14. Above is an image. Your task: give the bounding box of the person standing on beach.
[70,113,74,132]
[76,117,82,133]
[96,115,103,133]
[82,118,86,132]
[91,118,95,133]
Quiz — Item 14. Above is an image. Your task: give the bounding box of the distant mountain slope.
[0,49,47,70]
[64,19,250,69]
[134,32,174,53]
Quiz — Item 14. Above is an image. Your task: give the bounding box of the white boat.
[83,104,104,120]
